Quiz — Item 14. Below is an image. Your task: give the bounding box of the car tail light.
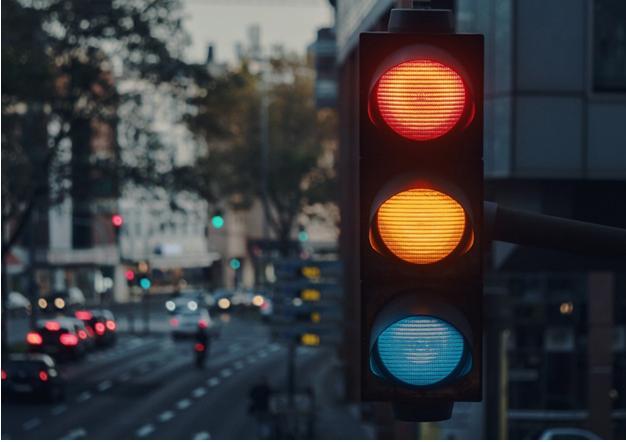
[194,343,205,352]
[59,333,79,346]
[1,369,7,381]
[169,318,179,327]
[106,320,116,331]
[78,330,88,340]
[75,310,93,320]
[94,322,106,335]
[38,370,49,382]
[198,319,208,329]
[373,59,467,141]
[27,331,43,345]
[86,326,95,337]
[45,321,61,331]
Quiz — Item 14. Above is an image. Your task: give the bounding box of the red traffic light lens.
[111,214,124,227]
[374,59,467,141]
[372,188,468,264]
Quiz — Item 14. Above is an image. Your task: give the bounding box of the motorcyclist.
[193,323,210,368]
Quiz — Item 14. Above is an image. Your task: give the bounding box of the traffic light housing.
[359,22,483,421]
[111,214,123,238]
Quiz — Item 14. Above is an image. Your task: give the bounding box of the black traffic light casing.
[359,32,484,406]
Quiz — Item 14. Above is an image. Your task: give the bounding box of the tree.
[181,55,338,255]
[1,0,189,345]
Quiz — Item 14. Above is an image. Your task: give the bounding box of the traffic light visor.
[372,188,467,264]
[371,315,472,387]
[373,59,467,141]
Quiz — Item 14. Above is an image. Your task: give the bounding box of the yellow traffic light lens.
[375,188,466,264]
[374,59,467,141]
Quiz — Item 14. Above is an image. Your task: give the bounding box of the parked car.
[26,318,87,361]
[2,354,65,401]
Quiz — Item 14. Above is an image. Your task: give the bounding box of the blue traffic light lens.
[374,316,470,387]
[212,215,225,229]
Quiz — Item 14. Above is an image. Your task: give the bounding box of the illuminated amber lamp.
[370,187,472,264]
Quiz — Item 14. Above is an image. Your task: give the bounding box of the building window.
[593,0,626,92]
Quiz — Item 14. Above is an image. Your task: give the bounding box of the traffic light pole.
[485,202,626,256]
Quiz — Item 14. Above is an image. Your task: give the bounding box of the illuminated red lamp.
[78,330,88,340]
[169,318,179,327]
[194,343,205,352]
[372,59,469,141]
[75,310,93,321]
[1,369,7,381]
[94,322,106,335]
[198,319,208,329]
[26,331,43,345]
[111,214,124,228]
[106,320,116,331]
[45,321,61,331]
[59,333,79,346]
[38,370,49,382]
[125,269,135,281]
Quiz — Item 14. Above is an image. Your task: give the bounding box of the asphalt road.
[1,314,332,440]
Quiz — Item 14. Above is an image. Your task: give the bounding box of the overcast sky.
[181,0,334,64]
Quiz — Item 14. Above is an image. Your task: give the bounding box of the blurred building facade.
[334,0,625,438]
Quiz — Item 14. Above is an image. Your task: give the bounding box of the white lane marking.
[136,424,155,438]
[52,404,68,415]
[22,418,41,431]
[192,387,207,398]
[234,361,244,370]
[97,380,113,392]
[207,377,220,387]
[158,410,175,422]
[220,368,232,378]
[119,372,131,382]
[193,431,211,439]
[76,391,92,402]
[62,427,87,440]
[176,398,192,410]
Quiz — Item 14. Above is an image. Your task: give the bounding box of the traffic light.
[359,9,483,421]
[125,269,135,282]
[139,276,151,290]
[111,214,123,238]
[211,211,225,229]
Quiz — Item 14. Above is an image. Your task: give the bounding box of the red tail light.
[45,321,61,331]
[27,332,43,345]
[86,326,95,337]
[94,322,106,335]
[373,59,468,141]
[38,370,49,382]
[169,318,179,327]
[198,319,208,329]
[1,369,7,381]
[194,343,205,352]
[59,333,79,346]
[78,330,88,340]
[75,310,93,320]
[106,320,116,331]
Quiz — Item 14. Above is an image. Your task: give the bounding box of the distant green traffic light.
[211,215,225,229]
[139,277,151,290]
[298,230,309,242]
[229,258,241,270]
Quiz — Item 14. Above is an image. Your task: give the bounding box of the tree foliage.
[1,0,189,253]
[181,55,337,251]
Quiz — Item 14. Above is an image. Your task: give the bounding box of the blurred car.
[36,288,85,313]
[257,296,274,321]
[165,289,208,314]
[75,309,117,347]
[539,428,602,440]
[170,308,213,339]
[2,354,65,401]
[26,318,87,361]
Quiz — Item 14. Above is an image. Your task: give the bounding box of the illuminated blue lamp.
[139,277,151,290]
[371,315,472,387]
[211,215,225,229]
